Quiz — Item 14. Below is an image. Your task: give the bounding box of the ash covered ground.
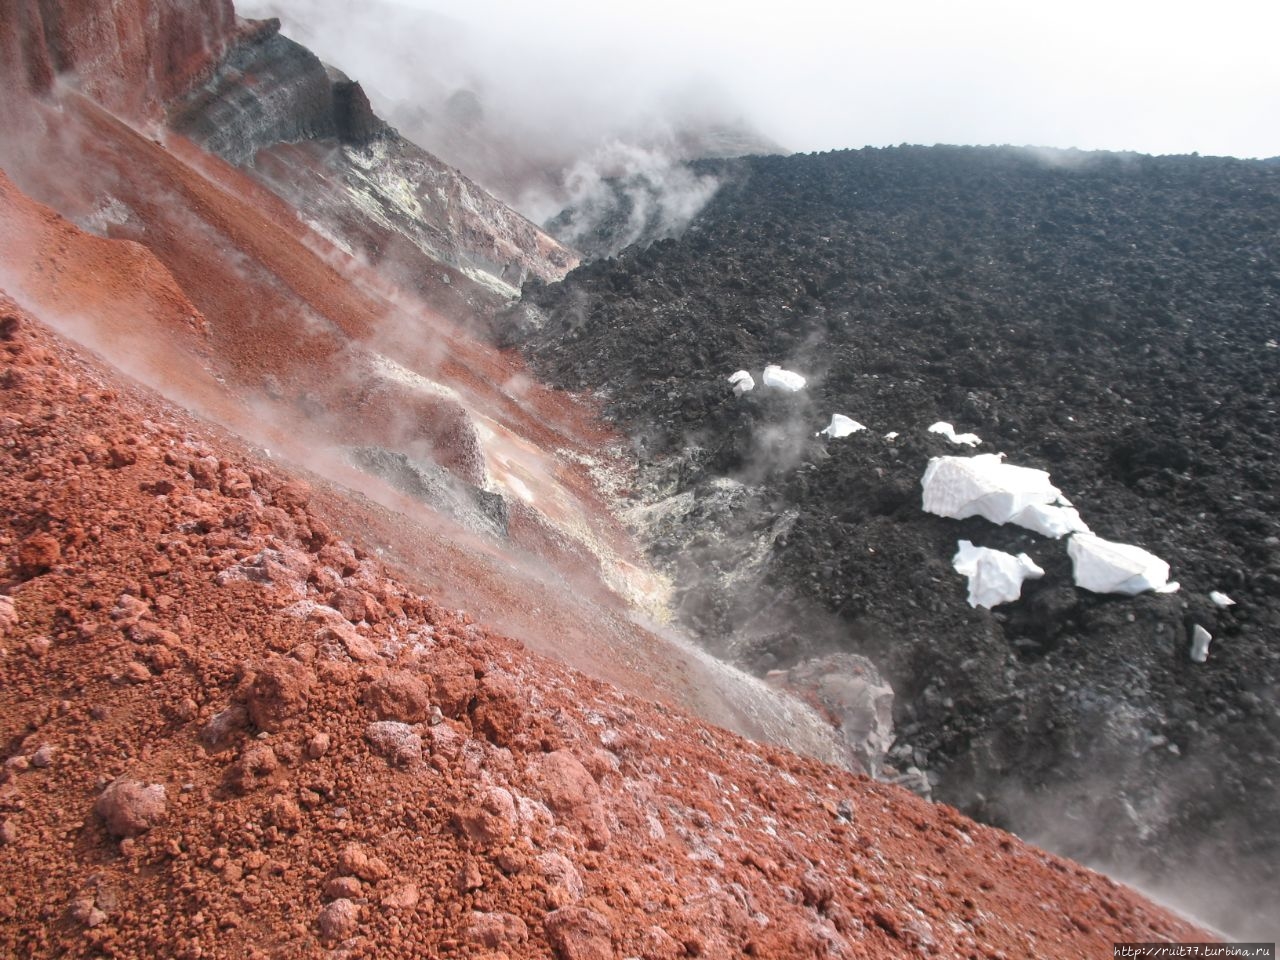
[510,145,1280,938]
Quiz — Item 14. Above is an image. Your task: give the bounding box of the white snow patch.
[762,365,806,392]
[1190,624,1213,663]
[922,454,1062,526]
[1209,590,1236,608]
[952,540,1045,608]
[928,421,982,447]
[1067,533,1179,596]
[1010,502,1091,539]
[728,370,755,395]
[817,414,866,439]
[883,431,899,441]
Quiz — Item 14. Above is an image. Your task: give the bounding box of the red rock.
[364,671,431,723]
[365,721,422,766]
[544,906,613,960]
[16,532,59,577]
[456,786,518,845]
[315,623,380,663]
[536,852,584,907]
[330,586,383,624]
[95,779,167,838]
[470,672,525,746]
[533,751,611,850]
[466,910,528,948]
[336,843,390,882]
[245,657,312,732]
[305,731,331,759]
[381,883,420,910]
[200,704,249,750]
[268,795,302,832]
[638,926,681,960]
[272,479,312,512]
[317,898,359,941]
[227,743,279,794]
[324,876,361,901]
[426,656,476,719]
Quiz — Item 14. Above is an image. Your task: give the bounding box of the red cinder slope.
[0,296,1209,959]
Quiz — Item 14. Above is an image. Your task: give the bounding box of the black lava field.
[510,145,1280,938]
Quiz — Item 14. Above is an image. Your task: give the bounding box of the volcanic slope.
[0,0,854,760]
[514,145,1280,938]
[0,296,1212,958]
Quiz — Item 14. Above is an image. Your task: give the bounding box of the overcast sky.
[387,0,1279,159]
[246,0,1280,161]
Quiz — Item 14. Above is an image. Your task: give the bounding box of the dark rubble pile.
[511,145,1280,938]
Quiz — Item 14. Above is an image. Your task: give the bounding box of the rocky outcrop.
[0,0,237,120]
[170,22,384,166]
[170,18,576,297]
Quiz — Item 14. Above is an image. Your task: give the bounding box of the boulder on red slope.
[470,672,525,747]
[0,596,16,636]
[16,532,59,577]
[95,779,167,838]
[544,906,613,960]
[466,910,529,949]
[330,586,384,624]
[365,721,422,767]
[226,743,279,794]
[427,657,476,719]
[455,786,519,845]
[364,671,431,723]
[317,898,359,941]
[245,657,312,732]
[533,751,610,850]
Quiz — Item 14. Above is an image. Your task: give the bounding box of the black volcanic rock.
[171,21,336,165]
[515,144,1280,937]
[171,20,385,165]
[328,66,386,145]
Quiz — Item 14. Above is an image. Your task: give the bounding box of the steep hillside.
[0,0,1240,953]
[0,290,1207,959]
[514,145,1280,938]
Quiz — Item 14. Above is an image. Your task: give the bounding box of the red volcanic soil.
[0,295,1209,959]
[0,142,758,727]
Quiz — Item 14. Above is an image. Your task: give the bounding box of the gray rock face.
[172,24,355,166]
[170,20,577,303]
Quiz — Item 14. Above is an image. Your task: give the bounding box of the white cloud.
[244,0,1280,176]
